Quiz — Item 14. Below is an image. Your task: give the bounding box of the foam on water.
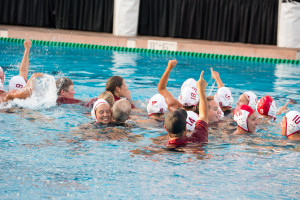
[10,74,57,109]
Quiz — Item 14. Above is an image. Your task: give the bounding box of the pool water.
[0,41,300,199]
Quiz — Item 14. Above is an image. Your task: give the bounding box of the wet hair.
[98,91,115,107]
[183,105,195,111]
[56,77,73,96]
[106,76,124,95]
[151,113,164,118]
[112,99,132,122]
[224,109,231,116]
[165,109,187,138]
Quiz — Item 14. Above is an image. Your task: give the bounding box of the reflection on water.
[110,52,138,77]
[274,64,300,99]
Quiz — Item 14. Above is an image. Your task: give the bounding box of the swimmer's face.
[96,104,112,124]
[237,94,249,107]
[208,100,219,123]
[248,112,258,133]
[281,116,287,136]
[61,85,75,99]
[116,80,128,97]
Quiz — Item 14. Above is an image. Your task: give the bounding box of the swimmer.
[106,76,135,108]
[178,87,199,111]
[78,98,112,129]
[8,39,32,91]
[158,60,220,126]
[281,111,300,141]
[0,73,43,103]
[236,91,258,110]
[91,99,112,124]
[210,67,233,116]
[165,71,209,148]
[147,93,168,121]
[130,93,167,129]
[111,99,132,124]
[233,105,258,134]
[56,77,82,105]
[256,95,290,121]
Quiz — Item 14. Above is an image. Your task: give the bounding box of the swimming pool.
[0,41,299,199]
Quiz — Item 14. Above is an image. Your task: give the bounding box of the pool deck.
[1,25,299,60]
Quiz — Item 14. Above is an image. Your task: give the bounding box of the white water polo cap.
[147,93,168,116]
[178,87,199,107]
[91,99,110,122]
[181,78,197,93]
[0,80,4,92]
[243,91,258,110]
[0,67,5,83]
[234,105,255,133]
[8,75,26,91]
[218,106,224,120]
[186,111,199,132]
[256,95,277,120]
[284,111,300,137]
[214,87,233,108]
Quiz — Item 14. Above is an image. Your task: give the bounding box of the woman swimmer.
[233,105,259,134]
[91,99,112,124]
[281,111,300,141]
[106,76,132,102]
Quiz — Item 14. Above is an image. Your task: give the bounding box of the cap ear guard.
[234,105,254,133]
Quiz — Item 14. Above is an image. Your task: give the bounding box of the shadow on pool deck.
[1,25,299,60]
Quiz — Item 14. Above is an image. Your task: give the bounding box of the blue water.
[0,41,300,199]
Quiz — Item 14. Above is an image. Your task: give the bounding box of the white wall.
[277,1,300,48]
[113,0,140,37]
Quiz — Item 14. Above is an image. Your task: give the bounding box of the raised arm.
[19,39,31,81]
[157,60,182,111]
[276,102,290,115]
[196,71,208,123]
[210,67,224,89]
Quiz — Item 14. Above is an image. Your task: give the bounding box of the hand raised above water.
[167,60,177,70]
[196,71,207,90]
[210,67,220,80]
[24,39,31,50]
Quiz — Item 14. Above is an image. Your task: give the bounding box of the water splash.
[207,79,216,96]
[11,74,57,110]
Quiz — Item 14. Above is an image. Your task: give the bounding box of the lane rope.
[1,37,299,64]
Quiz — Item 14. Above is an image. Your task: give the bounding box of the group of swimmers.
[1,40,300,149]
